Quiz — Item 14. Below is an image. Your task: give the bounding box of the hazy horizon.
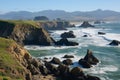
[0,0,120,14]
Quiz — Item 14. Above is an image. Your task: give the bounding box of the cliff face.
[0,20,54,46]
[38,21,75,30]
[0,38,55,80]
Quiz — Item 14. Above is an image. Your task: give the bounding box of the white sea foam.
[24,45,79,50]
[86,65,118,74]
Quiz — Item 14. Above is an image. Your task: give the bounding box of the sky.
[0,0,120,13]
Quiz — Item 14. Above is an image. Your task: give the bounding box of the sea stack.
[79,21,95,28]
[79,49,99,68]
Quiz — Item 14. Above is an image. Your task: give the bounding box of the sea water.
[25,22,120,80]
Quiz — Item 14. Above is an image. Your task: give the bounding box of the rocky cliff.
[0,38,55,80]
[0,20,54,46]
[38,21,75,30]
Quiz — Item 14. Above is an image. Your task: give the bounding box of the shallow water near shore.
[25,22,120,80]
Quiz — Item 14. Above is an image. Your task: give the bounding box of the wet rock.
[39,65,49,75]
[79,21,95,28]
[83,35,88,37]
[62,59,73,65]
[79,59,91,68]
[58,64,70,76]
[70,67,85,77]
[86,75,101,80]
[55,38,79,46]
[109,40,120,46]
[61,31,76,38]
[98,32,106,35]
[84,49,99,65]
[63,55,74,58]
[79,49,99,68]
[50,57,61,64]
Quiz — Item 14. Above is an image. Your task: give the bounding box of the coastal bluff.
[0,20,54,46]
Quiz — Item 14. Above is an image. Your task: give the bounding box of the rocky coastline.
[0,20,101,80]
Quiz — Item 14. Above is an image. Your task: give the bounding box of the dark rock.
[39,65,49,75]
[55,38,79,46]
[50,57,61,64]
[83,35,88,37]
[79,21,95,28]
[79,49,99,68]
[109,40,120,46]
[62,59,73,65]
[63,55,74,58]
[58,64,70,76]
[45,62,59,75]
[79,59,91,68]
[61,31,76,38]
[25,73,32,80]
[98,32,106,35]
[70,67,84,77]
[86,75,101,80]
[84,49,99,65]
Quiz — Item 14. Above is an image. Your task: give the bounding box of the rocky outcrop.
[79,49,99,68]
[0,20,54,46]
[98,32,106,35]
[38,21,75,30]
[109,40,120,46]
[63,55,74,58]
[79,21,95,28]
[50,57,62,64]
[60,31,76,38]
[55,38,79,46]
[62,59,73,65]
[0,38,55,80]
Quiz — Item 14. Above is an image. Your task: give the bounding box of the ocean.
[25,22,120,80]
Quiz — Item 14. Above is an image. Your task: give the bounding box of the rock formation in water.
[109,40,120,46]
[0,20,54,46]
[79,21,95,28]
[60,31,76,38]
[79,49,99,68]
[55,38,79,46]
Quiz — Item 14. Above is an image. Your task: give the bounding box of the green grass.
[0,20,39,28]
[0,38,24,80]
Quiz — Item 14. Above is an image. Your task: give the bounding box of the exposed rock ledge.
[0,20,54,46]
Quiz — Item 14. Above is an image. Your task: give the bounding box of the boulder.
[62,59,73,65]
[61,31,76,38]
[86,75,101,80]
[83,35,88,37]
[70,67,84,77]
[45,62,59,75]
[55,38,79,46]
[50,57,61,64]
[78,49,99,68]
[84,49,99,65]
[79,21,94,28]
[109,40,120,46]
[79,59,91,68]
[98,32,106,35]
[58,64,70,76]
[63,55,74,58]
[39,65,49,75]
